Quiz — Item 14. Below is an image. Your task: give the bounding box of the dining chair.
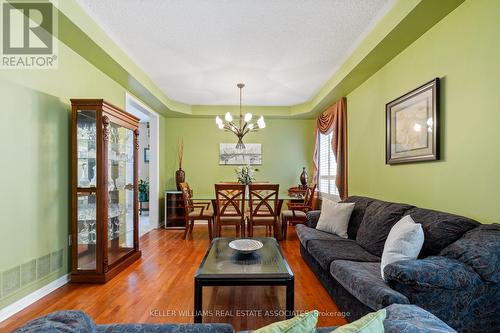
[281,184,317,240]
[179,182,213,240]
[247,184,281,239]
[214,183,246,237]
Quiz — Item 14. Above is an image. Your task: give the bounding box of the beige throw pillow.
[316,198,355,238]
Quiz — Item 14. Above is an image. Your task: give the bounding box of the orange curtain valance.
[316,98,343,134]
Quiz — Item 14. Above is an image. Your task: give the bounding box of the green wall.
[165,118,315,197]
[0,42,166,308]
[347,0,500,223]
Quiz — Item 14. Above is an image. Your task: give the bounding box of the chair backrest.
[248,184,279,219]
[304,184,317,209]
[214,183,246,218]
[179,182,194,215]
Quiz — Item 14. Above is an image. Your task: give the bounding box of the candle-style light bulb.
[257,116,266,128]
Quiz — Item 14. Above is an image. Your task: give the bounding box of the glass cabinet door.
[107,121,135,266]
[76,110,97,270]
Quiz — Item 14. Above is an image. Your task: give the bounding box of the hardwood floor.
[1,225,347,332]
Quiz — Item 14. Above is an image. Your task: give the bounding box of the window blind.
[318,131,339,196]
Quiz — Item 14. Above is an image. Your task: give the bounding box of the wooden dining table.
[191,194,297,240]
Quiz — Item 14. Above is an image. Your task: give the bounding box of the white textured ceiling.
[76,0,394,106]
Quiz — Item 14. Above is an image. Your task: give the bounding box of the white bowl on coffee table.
[229,239,263,254]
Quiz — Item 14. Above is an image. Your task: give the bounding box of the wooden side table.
[287,186,307,199]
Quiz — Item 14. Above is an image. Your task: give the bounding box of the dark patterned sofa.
[13,304,456,332]
[297,196,500,333]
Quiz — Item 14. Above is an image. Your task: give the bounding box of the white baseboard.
[0,274,70,323]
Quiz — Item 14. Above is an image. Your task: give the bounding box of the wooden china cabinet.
[71,99,141,283]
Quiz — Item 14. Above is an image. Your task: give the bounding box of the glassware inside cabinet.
[77,193,97,270]
[77,110,97,188]
[107,121,135,265]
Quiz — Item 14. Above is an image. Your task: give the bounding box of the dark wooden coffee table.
[194,237,294,323]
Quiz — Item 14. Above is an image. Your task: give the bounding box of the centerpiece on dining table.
[235,164,256,185]
[234,164,256,198]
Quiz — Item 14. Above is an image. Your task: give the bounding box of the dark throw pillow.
[405,207,480,257]
[356,200,413,256]
[341,196,376,239]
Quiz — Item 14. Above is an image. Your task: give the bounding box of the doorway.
[125,93,160,236]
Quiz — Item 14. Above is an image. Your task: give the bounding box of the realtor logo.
[1,0,58,69]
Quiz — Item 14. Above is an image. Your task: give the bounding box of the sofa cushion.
[308,239,380,271]
[306,210,321,228]
[296,224,341,249]
[356,201,414,256]
[330,260,409,310]
[98,323,235,332]
[440,224,500,283]
[14,310,97,333]
[404,207,480,257]
[341,196,377,239]
[383,304,456,333]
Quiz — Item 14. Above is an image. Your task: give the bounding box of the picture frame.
[144,147,150,163]
[219,143,262,165]
[386,78,440,165]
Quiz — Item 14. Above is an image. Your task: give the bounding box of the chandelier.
[215,83,266,149]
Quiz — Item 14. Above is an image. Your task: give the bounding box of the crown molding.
[54,0,464,119]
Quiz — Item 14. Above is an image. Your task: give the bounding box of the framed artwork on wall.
[144,147,150,163]
[219,143,262,165]
[386,78,440,165]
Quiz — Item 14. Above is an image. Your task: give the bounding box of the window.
[318,131,339,197]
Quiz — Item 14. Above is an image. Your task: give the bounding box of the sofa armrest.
[383,304,456,332]
[318,305,456,333]
[384,256,482,290]
[306,210,321,228]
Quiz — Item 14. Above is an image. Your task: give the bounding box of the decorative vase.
[300,167,308,188]
[175,168,185,190]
